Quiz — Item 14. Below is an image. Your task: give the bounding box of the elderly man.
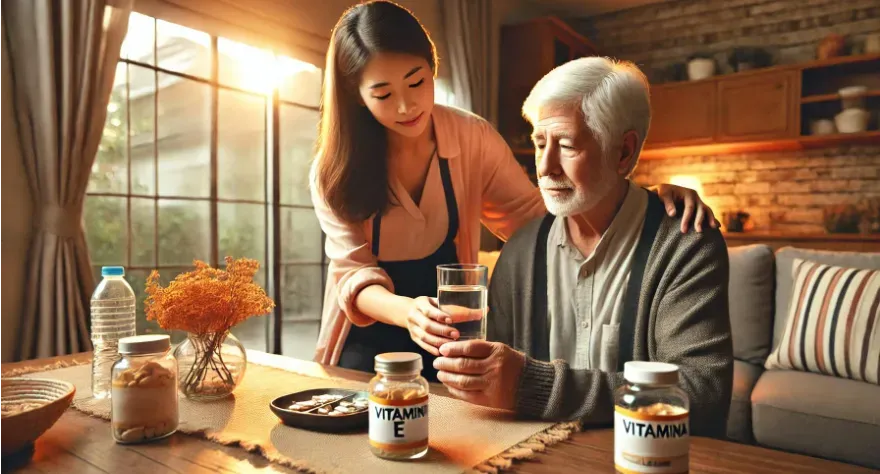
[433,57,733,438]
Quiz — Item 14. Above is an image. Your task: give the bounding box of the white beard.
[538,168,616,217]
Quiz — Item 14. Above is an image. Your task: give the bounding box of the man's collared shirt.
[546,181,648,370]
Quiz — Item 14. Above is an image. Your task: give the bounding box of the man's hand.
[433,340,526,411]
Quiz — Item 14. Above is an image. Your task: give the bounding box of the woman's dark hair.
[315,0,437,222]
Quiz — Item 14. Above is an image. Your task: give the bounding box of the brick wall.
[572,0,880,233]
[574,0,880,83]
[631,146,880,233]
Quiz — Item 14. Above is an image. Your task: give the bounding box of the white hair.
[522,57,651,175]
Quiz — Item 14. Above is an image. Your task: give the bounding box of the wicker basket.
[1,378,75,454]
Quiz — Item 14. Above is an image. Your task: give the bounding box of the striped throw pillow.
[765,258,880,384]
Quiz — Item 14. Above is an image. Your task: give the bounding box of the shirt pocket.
[600,323,620,372]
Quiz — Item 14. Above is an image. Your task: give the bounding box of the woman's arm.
[310,168,394,328]
[310,167,457,354]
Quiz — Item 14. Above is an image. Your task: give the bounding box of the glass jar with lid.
[368,352,430,460]
[110,335,179,444]
[614,361,690,474]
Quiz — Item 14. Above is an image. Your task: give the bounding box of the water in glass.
[438,284,487,340]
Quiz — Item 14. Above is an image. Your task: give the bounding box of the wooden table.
[3,353,876,474]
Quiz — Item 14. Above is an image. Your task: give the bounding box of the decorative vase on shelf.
[174,331,247,401]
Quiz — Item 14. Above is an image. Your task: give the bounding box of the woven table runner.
[20,356,578,473]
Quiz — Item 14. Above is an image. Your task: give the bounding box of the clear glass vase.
[173,331,246,401]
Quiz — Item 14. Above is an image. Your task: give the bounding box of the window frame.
[85,16,326,354]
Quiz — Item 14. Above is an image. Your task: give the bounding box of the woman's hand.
[652,183,719,233]
[406,296,459,356]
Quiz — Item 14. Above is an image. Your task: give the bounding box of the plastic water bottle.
[90,266,137,399]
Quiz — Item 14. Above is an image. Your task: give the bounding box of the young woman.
[311,0,716,380]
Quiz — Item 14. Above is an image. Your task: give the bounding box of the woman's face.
[358,52,434,139]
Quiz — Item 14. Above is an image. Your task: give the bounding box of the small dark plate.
[270,388,369,433]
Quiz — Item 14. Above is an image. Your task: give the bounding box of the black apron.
[338,157,459,382]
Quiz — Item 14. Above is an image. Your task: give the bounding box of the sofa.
[725,245,880,469]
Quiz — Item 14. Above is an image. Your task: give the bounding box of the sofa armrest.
[727,359,763,444]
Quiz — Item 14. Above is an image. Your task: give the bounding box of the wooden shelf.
[653,53,880,87]
[797,130,880,146]
[641,130,880,160]
[723,231,880,242]
[801,90,880,104]
[800,52,880,71]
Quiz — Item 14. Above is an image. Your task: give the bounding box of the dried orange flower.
[145,257,275,334]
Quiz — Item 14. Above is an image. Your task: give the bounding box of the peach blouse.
[310,105,546,365]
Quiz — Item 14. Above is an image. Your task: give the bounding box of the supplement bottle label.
[369,394,429,452]
[614,405,689,474]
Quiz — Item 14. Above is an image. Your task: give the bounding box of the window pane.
[84,196,126,265]
[157,74,210,197]
[230,268,270,351]
[218,38,275,94]
[281,265,323,323]
[126,269,169,338]
[89,63,127,194]
[218,90,266,201]
[233,317,268,351]
[281,319,320,360]
[122,12,154,65]
[218,203,266,263]
[280,106,319,205]
[131,198,155,266]
[156,19,210,78]
[281,208,322,264]
[277,56,321,107]
[157,199,210,266]
[129,64,156,195]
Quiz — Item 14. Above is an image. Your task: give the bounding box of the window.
[85,13,325,356]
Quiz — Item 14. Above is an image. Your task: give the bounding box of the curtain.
[440,0,502,250]
[439,0,498,125]
[2,0,133,359]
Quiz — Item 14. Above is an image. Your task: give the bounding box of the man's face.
[531,104,619,216]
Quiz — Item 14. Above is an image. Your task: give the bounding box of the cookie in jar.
[111,335,179,444]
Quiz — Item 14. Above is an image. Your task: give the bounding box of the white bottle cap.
[375,352,423,375]
[624,361,679,385]
[119,335,171,355]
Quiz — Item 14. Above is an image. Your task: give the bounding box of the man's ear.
[617,130,639,176]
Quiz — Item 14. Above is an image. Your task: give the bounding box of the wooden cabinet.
[640,55,880,159]
[717,70,798,142]
[646,82,716,147]
[498,17,598,158]
[645,69,800,154]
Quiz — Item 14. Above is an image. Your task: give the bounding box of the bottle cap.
[119,335,170,355]
[624,361,679,386]
[102,266,125,277]
[375,352,423,375]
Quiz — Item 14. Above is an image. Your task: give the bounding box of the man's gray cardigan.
[487,193,733,438]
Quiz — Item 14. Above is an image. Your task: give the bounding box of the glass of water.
[437,264,488,340]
